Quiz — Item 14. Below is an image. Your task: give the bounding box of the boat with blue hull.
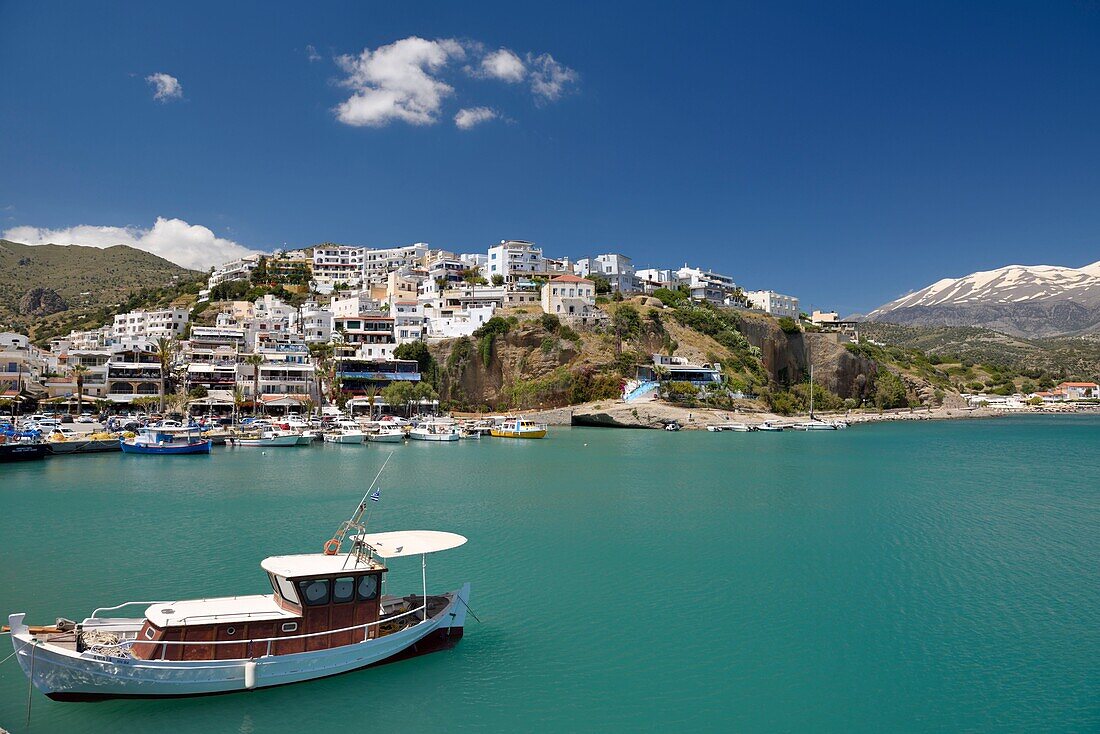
[120,426,212,455]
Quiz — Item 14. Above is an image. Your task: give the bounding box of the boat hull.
[231,435,301,447]
[120,439,212,455]
[0,443,49,462]
[9,583,470,701]
[489,429,547,439]
[47,439,122,455]
[366,432,405,443]
[408,431,459,442]
[324,433,366,444]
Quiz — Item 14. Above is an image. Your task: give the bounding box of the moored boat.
[6,485,470,700]
[46,431,122,454]
[324,421,367,444]
[707,422,753,432]
[229,431,302,447]
[366,427,406,443]
[120,426,212,455]
[756,421,784,432]
[489,418,548,439]
[0,432,49,462]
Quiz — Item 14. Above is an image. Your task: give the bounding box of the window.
[275,575,300,604]
[357,574,380,601]
[281,622,298,633]
[333,576,355,603]
[298,578,330,606]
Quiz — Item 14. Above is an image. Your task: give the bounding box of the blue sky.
[1,1,1098,313]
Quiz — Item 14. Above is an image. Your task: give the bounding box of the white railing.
[90,601,170,618]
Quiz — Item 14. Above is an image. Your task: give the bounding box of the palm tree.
[308,342,334,407]
[70,364,89,415]
[244,354,264,416]
[153,336,176,413]
[232,385,246,425]
[366,387,377,420]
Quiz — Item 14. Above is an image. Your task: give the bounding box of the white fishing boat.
[324,420,367,444]
[707,422,753,432]
[7,477,470,701]
[756,421,784,432]
[408,422,460,442]
[366,427,406,443]
[229,431,302,447]
[792,420,837,431]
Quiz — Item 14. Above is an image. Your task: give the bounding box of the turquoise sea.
[1,416,1098,732]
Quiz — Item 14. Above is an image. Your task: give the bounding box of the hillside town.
[1,240,1096,418]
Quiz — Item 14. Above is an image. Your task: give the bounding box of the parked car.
[75,413,95,424]
[60,414,74,424]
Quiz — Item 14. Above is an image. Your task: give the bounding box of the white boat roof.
[260,552,384,578]
[351,530,467,558]
[145,594,296,627]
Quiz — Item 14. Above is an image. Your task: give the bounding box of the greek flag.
[369,488,381,502]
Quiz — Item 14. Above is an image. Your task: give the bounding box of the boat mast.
[323,451,393,557]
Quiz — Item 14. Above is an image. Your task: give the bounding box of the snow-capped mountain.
[867,261,1100,337]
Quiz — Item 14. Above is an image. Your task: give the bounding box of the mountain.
[0,239,203,339]
[867,261,1100,337]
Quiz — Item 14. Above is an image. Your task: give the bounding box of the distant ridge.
[0,239,201,337]
[867,261,1100,338]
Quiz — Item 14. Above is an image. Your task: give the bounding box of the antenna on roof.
[322,451,394,556]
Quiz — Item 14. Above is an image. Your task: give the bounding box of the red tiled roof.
[549,275,593,283]
[1057,382,1098,388]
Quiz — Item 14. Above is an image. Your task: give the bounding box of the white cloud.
[3,217,257,271]
[454,107,499,130]
[478,49,526,82]
[146,72,183,102]
[306,44,322,62]
[334,36,465,127]
[527,53,577,102]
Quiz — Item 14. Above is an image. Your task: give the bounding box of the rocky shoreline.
[503,401,1092,430]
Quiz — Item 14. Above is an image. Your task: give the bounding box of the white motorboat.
[7,481,470,701]
[408,423,460,442]
[792,421,837,431]
[756,421,784,432]
[230,431,302,447]
[707,422,753,432]
[324,420,367,444]
[366,428,406,443]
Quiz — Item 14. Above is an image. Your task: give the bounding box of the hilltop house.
[540,275,602,325]
[1056,382,1099,400]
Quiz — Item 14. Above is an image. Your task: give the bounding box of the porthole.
[281,622,298,633]
[225,627,235,635]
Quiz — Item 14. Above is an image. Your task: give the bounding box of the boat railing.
[86,602,433,659]
[90,601,172,618]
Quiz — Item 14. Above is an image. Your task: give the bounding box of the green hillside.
[0,239,204,341]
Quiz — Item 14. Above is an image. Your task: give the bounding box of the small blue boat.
[120,425,211,455]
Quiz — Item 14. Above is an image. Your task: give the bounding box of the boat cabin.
[130,553,388,661]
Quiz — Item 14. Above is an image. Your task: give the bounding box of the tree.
[249,256,269,285]
[232,386,246,424]
[874,369,908,409]
[245,354,264,414]
[460,267,487,285]
[70,364,89,414]
[393,341,435,377]
[589,274,612,294]
[490,274,505,287]
[309,342,335,406]
[153,336,176,413]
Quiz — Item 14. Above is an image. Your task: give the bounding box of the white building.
[208,254,262,288]
[635,268,676,293]
[577,253,636,293]
[312,245,366,287]
[111,308,189,341]
[745,290,801,319]
[335,314,397,360]
[486,240,545,285]
[425,304,497,339]
[300,302,333,343]
[540,275,602,324]
[363,243,430,284]
[392,301,424,344]
[676,265,737,304]
[331,292,382,319]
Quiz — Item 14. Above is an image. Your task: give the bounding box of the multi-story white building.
[106,340,165,403]
[111,308,189,341]
[577,253,636,293]
[745,290,800,319]
[363,243,429,284]
[635,268,676,293]
[239,343,314,403]
[392,301,424,344]
[300,302,333,343]
[335,314,397,360]
[1,332,44,397]
[208,254,262,288]
[425,304,497,339]
[676,266,737,304]
[540,275,602,324]
[486,240,545,285]
[312,245,366,287]
[330,292,382,319]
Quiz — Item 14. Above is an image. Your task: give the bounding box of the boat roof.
[145,594,296,627]
[260,552,385,578]
[350,530,467,558]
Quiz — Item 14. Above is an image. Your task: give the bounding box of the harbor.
[2,415,1098,731]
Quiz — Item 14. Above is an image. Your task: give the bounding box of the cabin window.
[275,575,300,605]
[281,622,298,633]
[333,577,355,604]
[357,574,380,601]
[298,578,330,606]
[144,627,156,639]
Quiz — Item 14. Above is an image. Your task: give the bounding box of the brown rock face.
[19,287,67,316]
